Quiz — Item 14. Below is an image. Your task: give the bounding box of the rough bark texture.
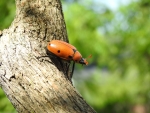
[0,0,96,113]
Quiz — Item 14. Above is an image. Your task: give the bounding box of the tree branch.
[0,0,96,112]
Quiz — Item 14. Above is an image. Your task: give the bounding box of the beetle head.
[78,58,88,65]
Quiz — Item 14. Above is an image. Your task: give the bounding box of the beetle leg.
[36,49,54,59]
[66,62,71,80]
[65,61,75,83]
[70,61,75,78]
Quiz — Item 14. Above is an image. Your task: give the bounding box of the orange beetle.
[47,40,88,65]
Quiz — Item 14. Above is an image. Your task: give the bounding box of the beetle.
[47,40,88,65]
[46,40,89,79]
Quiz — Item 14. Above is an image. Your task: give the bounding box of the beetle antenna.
[87,54,92,59]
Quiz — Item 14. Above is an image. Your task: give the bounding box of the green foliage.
[107,1,150,74]
[64,0,150,112]
[74,69,150,112]
[0,0,15,30]
[0,89,16,112]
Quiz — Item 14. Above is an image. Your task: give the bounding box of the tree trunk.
[0,0,96,113]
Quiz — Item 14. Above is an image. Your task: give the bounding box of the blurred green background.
[0,0,150,113]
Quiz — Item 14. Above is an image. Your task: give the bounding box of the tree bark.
[0,0,96,113]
